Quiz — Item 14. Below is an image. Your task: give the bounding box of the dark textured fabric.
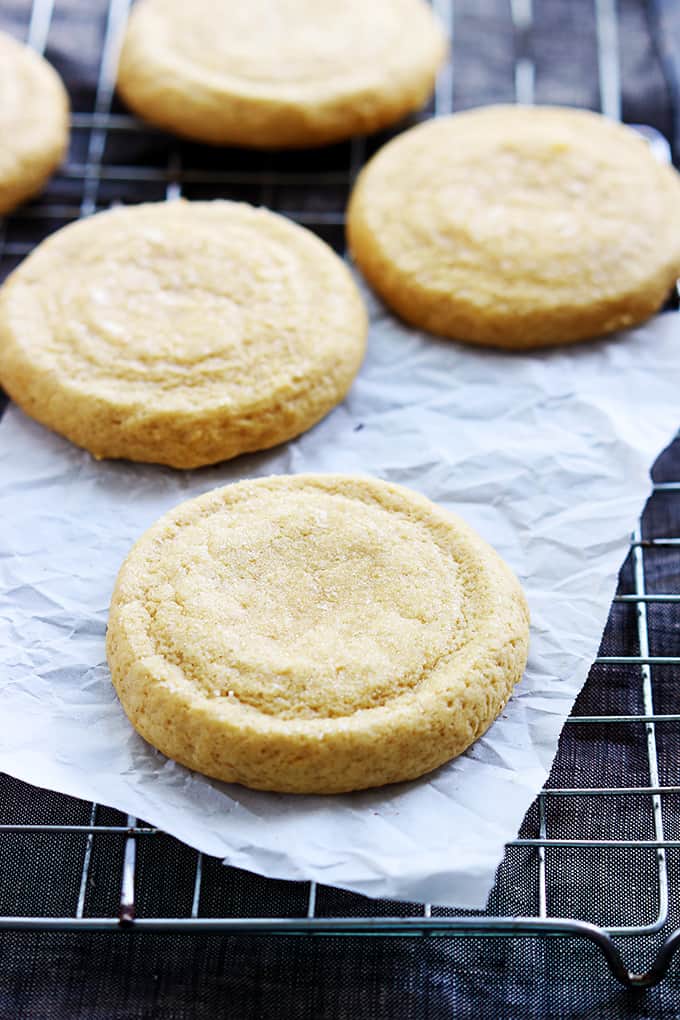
[2,1,680,1016]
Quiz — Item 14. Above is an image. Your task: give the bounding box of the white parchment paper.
[0,288,678,909]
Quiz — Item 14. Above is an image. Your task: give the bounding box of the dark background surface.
[2,0,680,1016]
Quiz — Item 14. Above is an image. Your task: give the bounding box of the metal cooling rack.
[2,0,680,992]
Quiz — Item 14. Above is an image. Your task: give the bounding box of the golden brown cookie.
[116,0,448,148]
[0,200,367,468]
[0,30,69,215]
[347,105,680,349]
[107,474,530,794]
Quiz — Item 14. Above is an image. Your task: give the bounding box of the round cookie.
[347,105,680,349]
[107,474,530,795]
[0,30,69,215]
[116,0,448,148]
[0,200,367,468]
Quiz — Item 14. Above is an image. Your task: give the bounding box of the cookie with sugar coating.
[347,105,680,349]
[0,30,69,215]
[0,200,367,468]
[116,0,448,148]
[106,474,530,795]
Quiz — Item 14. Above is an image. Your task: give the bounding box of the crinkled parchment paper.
[0,287,678,908]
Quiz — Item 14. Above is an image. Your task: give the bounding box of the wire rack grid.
[2,0,680,993]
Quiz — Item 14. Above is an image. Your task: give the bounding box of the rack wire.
[1,0,680,992]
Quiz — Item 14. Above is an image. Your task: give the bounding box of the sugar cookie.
[0,200,367,467]
[348,105,680,348]
[117,0,447,148]
[107,474,530,794]
[0,30,69,215]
